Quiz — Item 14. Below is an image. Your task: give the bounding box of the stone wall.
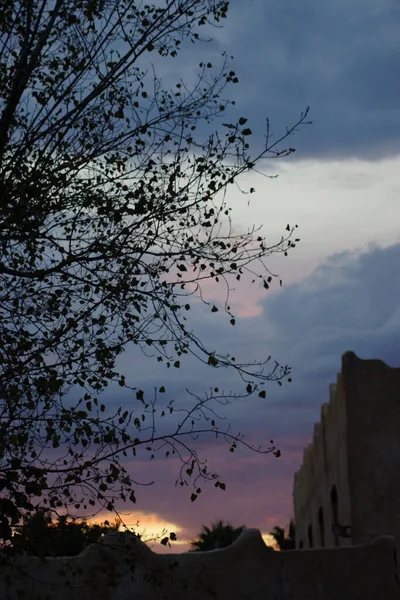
[0,530,399,600]
[293,351,400,550]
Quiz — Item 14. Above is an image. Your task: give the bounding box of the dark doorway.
[331,485,339,547]
[318,506,325,547]
[307,524,313,548]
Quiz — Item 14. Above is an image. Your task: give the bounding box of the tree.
[269,518,295,551]
[190,520,244,551]
[10,509,123,557]
[287,517,296,549]
[0,0,310,547]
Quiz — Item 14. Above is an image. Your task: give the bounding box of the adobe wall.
[293,351,400,550]
[293,354,352,549]
[0,530,399,600]
[343,352,400,546]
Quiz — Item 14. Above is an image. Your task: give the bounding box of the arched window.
[331,485,339,547]
[318,506,325,547]
[307,524,313,548]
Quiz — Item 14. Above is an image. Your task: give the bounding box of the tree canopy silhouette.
[0,0,309,547]
[190,520,245,551]
[11,509,124,557]
[269,518,296,551]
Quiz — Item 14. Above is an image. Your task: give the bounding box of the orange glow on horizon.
[87,510,184,552]
[88,512,278,553]
[262,533,279,550]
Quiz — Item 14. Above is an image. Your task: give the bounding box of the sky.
[85,0,400,551]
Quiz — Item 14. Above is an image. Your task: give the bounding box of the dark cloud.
[260,243,400,365]
[203,0,400,160]
[116,0,399,162]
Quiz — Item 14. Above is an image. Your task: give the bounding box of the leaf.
[169,532,177,541]
[211,305,218,313]
[242,128,252,136]
[246,384,252,393]
[190,493,197,502]
[159,386,166,393]
[114,108,124,119]
[238,117,247,125]
[208,355,218,367]
[173,361,180,368]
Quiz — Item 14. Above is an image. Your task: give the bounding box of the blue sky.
[88,0,400,550]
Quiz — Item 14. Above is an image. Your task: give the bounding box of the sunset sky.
[90,0,400,552]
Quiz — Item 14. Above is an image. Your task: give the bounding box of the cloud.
[260,242,400,370]
[200,0,400,160]
[102,1,400,182]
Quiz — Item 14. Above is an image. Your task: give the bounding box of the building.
[293,351,400,549]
